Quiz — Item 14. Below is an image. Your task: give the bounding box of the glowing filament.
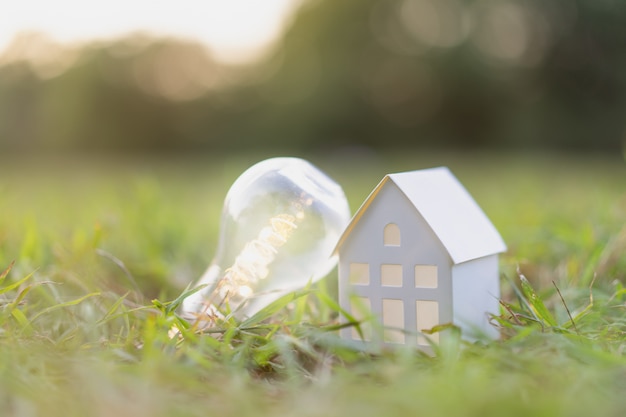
[217,213,298,305]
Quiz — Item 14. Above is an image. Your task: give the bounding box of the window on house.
[416,300,439,345]
[350,296,372,341]
[415,265,438,288]
[381,264,403,287]
[382,299,405,344]
[383,223,400,246]
[349,263,370,285]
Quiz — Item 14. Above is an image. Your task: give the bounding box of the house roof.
[334,166,506,264]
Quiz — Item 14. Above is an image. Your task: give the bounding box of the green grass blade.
[571,277,596,324]
[30,292,101,323]
[10,308,33,335]
[159,284,208,315]
[519,274,558,327]
[240,289,311,328]
[0,261,14,285]
[316,288,356,322]
[9,284,32,309]
[96,292,130,325]
[0,271,35,295]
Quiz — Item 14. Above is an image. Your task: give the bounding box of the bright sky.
[0,0,302,64]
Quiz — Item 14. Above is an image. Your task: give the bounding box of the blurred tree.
[0,33,243,153]
[0,0,625,154]
[246,0,626,151]
[0,61,44,150]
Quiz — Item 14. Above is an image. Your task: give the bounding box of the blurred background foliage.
[1,0,625,155]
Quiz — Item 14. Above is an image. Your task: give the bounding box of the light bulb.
[181,157,350,324]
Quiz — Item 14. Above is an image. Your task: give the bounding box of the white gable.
[335,166,506,264]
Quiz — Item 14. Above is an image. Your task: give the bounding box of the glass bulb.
[181,157,350,324]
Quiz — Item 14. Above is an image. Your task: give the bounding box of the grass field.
[0,150,625,417]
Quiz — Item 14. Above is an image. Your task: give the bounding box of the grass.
[0,150,625,416]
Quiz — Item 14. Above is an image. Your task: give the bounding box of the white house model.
[335,166,506,349]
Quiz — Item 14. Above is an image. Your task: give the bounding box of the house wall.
[451,254,501,340]
[338,182,453,346]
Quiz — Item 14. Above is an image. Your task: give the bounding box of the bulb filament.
[216,212,300,309]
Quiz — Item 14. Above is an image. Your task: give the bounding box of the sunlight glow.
[0,0,302,64]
